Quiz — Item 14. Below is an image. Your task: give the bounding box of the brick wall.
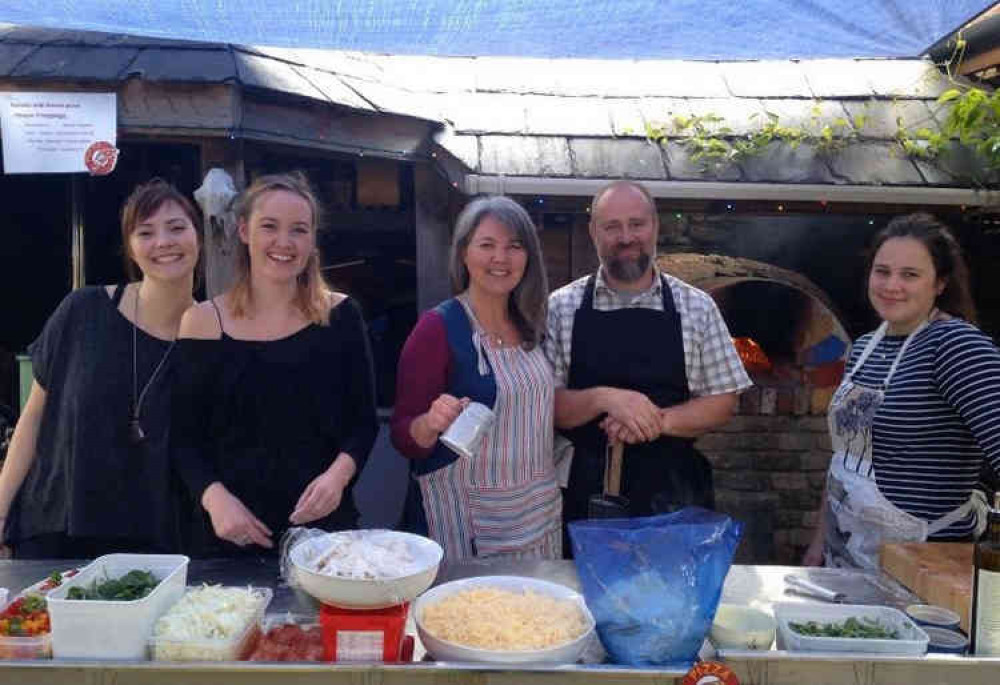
[697,413,831,564]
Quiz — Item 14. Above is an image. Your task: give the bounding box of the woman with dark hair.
[0,179,201,557]
[172,172,377,556]
[390,195,561,561]
[804,213,1000,569]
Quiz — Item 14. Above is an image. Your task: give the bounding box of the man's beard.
[604,250,651,283]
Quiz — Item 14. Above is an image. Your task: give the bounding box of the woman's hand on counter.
[289,453,356,525]
[202,482,274,548]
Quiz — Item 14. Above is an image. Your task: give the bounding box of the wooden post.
[413,165,454,311]
[70,175,85,289]
[198,138,245,298]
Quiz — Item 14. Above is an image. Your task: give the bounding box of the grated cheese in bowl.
[150,585,272,661]
[421,587,589,650]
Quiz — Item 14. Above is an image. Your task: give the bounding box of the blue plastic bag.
[569,508,743,668]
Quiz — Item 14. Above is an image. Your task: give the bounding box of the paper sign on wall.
[0,92,117,175]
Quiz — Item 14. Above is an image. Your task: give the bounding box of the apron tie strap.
[472,330,490,376]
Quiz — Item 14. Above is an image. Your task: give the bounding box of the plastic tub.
[46,554,189,659]
[0,634,51,659]
[774,602,929,655]
[710,605,776,650]
[320,601,408,662]
[150,586,272,661]
[924,626,969,654]
[248,614,325,661]
[905,604,962,630]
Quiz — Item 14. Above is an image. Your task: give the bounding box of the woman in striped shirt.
[390,196,561,562]
[805,213,1000,569]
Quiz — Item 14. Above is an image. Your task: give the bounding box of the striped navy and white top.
[847,318,1000,539]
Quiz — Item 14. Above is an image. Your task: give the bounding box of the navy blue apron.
[562,275,714,538]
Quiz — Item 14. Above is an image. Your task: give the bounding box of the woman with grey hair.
[390,195,561,561]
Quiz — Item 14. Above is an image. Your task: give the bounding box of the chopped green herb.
[789,617,899,639]
[66,570,159,601]
[19,595,45,613]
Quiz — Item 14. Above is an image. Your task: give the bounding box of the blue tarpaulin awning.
[0,0,994,60]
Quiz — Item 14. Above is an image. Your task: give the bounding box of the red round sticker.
[84,141,118,176]
[682,661,740,685]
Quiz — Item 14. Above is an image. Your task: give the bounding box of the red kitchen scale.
[319,601,413,662]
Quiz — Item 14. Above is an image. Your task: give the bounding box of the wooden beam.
[959,46,1000,76]
[119,81,237,132]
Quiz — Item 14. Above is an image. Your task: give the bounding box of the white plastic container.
[149,586,272,662]
[46,554,189,659]
[774,602,929,655]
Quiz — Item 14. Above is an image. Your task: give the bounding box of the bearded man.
[544,181,751,545]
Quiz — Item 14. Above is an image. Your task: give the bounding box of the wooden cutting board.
[879,542,973,631]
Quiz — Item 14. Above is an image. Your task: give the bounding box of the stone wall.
[696,414,831,564]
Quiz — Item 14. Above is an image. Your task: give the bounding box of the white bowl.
[290,530,442,609]
[414,575,596,664]
[905,604,961,630]
[710,604,776,651]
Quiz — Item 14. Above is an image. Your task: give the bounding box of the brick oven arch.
[658,253,845,564]
[657,253,850,385]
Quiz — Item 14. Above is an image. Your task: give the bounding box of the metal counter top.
[0,558,997,685]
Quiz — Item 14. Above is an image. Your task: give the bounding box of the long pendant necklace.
[129,286,176,445]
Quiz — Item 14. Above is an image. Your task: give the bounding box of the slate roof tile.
[12,45,138,80]
[827,143,925,185]
[722,61,812,97]
[479,135,572,176]
[568,138,666,179]
[126,48,235,82]
[234,52,325,100]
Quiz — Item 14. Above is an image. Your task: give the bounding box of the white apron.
[823,316,988,570]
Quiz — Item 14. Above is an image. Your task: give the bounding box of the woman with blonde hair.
[172,172,377,556]
[391,195,561,561]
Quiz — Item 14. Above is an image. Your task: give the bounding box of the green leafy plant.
[643,103,865,172]
[892,35,1000,176]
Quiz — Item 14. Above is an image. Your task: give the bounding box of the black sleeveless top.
[170,298,378,557]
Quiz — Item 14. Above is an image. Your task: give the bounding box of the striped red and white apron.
[418,321,561,562]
